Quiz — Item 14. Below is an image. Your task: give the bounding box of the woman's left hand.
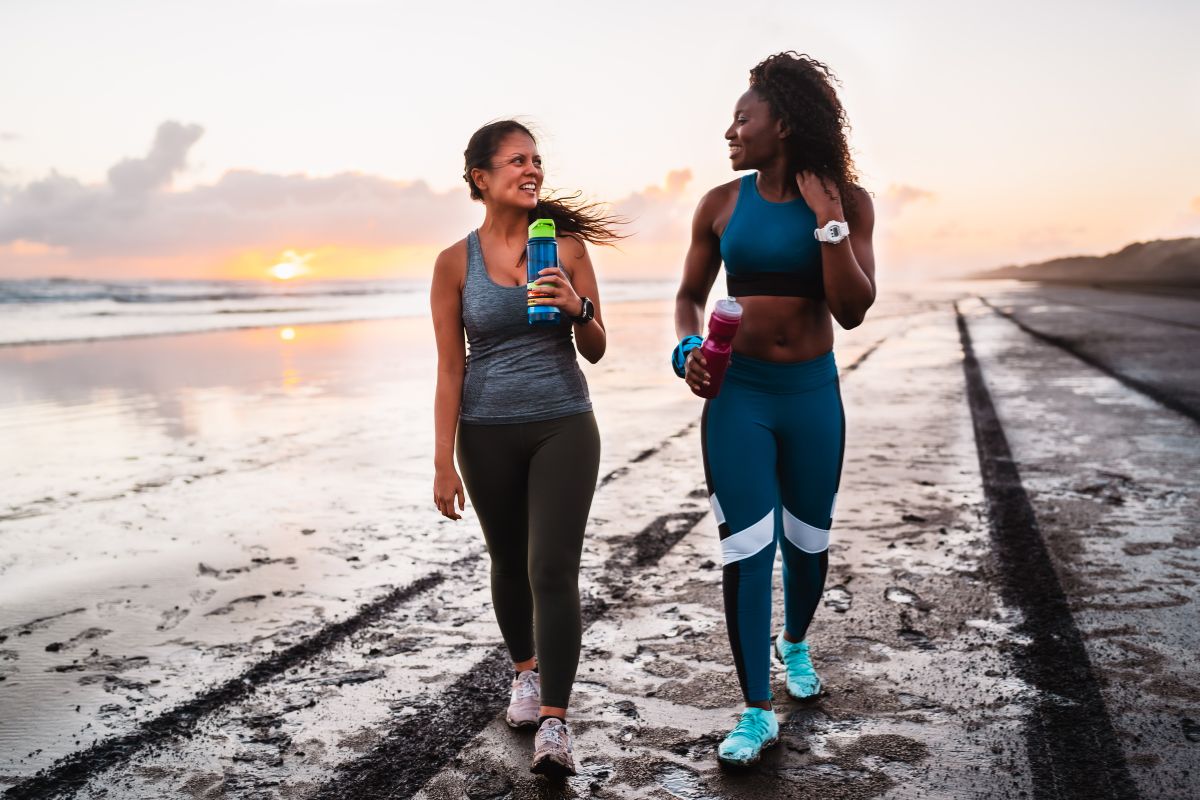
[796,171,844,221]
[530,266,584,318]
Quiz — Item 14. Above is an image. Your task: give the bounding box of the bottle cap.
[714,297,743,320]
[528,218,556,239]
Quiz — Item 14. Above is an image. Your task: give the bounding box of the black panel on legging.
[455,411,600,710]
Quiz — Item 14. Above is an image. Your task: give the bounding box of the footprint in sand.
[825,584,853,612]
[157,607,189,631]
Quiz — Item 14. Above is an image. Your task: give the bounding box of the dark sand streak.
[978,295,1200,425]
[2,570,454,800]
[1035,297,1200,332]
[311,510,710,800]
[838,335,889,375]
[956,303,1138,800]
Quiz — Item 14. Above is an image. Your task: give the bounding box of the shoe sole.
[530,756,577,777]
[717,734,779,768]
[774,640,822,701]
[506,715,539,730]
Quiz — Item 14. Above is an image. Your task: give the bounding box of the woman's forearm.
[433,372,463,469]
[574,319,606,363]
[821,241,874,329]
[675,292,706,339]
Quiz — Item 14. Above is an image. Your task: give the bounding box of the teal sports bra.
[719,173,824,298]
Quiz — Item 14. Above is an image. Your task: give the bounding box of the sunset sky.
[1,0,1198,282]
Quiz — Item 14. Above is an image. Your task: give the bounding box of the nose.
[724,123,737,141]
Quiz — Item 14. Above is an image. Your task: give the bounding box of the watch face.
[829,225,841,238]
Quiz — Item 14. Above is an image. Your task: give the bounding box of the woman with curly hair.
[672,52,876,766]
[431,120,623,776]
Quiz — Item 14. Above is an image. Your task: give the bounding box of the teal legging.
[701,351,844,702]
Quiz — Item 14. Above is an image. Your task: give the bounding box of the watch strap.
[571,296,594,323]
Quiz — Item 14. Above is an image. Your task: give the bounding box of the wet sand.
[1,284,1197,799]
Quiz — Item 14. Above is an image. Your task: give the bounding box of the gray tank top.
[459,230,592,425]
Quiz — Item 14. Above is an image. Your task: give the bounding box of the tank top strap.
[466,229,482,273]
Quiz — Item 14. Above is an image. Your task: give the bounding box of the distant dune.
[971,237,1200,286]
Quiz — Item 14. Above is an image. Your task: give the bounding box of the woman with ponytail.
[430,120,623,777]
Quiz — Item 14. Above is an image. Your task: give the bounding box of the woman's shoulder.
[432,236,470,286]
[705,177,742,201]
[692,178,742,227]
[434,236,470,269]
[556,232,587,258]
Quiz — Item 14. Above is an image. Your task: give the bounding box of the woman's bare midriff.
[731,295,833,362]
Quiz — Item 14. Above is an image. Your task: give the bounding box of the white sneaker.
[506,669,540,729]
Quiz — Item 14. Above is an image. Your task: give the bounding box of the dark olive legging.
[455,411,600,709]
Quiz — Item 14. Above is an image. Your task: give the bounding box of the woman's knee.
[528,564,578,599]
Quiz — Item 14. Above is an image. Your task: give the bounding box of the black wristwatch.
[571,296,595,324]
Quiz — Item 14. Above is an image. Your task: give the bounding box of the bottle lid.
[528,218,556,239]
[714,297,743,319]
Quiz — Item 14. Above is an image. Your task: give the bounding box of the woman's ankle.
[538,705,567,721]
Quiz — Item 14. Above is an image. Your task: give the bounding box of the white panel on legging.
[720,509,774,565]
[782,507,830,554]
[709,493,726,526]
[829,492,838,520]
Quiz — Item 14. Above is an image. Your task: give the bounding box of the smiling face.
[470,132,543,211]
[725,89,786,171]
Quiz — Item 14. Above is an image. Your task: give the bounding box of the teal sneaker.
[775,632,822,699]
[717,707,779,766]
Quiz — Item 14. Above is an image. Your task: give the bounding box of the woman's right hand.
[685,348,711,394]
[434,466,466,520]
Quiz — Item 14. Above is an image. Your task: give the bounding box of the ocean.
[0,277,684,346]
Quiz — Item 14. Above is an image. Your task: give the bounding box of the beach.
[1,282,1197,799]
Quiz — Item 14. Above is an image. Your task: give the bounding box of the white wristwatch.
[814,220,850,244]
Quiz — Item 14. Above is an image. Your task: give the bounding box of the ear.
[776,117,790,139]
[470,167,488,193]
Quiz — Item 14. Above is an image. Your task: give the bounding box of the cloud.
[0,121,481,277]
[590,168,697,279]
[611,168,693,243]
[1191,195,1200,215]
[106,122,202,197]
[0,132,18,143]
[875,183,935,218]
[0,122,705,280]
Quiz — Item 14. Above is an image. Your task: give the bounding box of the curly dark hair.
[463,120,626,246]
[749,52,860,211]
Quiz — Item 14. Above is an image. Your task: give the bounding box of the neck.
[480,203,531,244]
[753,156,798,202]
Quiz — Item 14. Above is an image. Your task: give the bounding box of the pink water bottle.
[694,297,743,399]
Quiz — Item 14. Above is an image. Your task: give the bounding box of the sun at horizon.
[268,251,313,281]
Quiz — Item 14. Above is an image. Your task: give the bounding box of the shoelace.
[729,710,771,743]
[781,640,817,679]
[514,673,538,699]
[537,722,564,747]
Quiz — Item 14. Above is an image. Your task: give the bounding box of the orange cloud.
[877,184,935,217]
[2,239,67,256]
